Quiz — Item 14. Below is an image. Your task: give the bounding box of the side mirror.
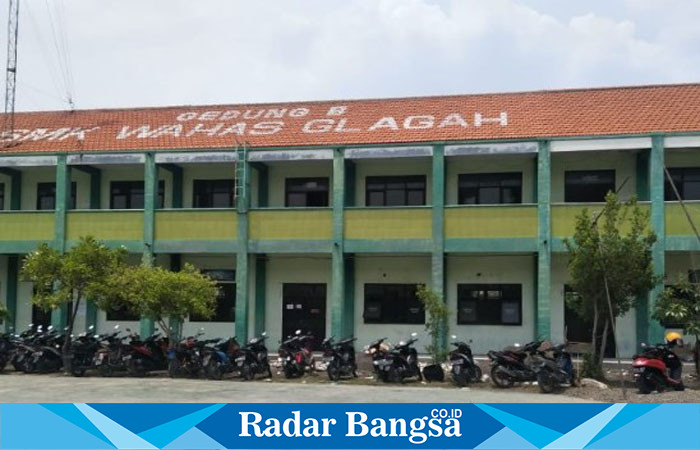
[411,332,418,337]
[295,329,301,336]
[88,325,95,331]
[37,325,43,332]
[262,331,267,337]
[451,335,457,340]
[641,342,647,348]
[114,325,120,330]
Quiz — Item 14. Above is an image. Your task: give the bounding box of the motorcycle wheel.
[127,360,147,378]
[387,366,401,384]
[206,360,224,380]
[241,363,255,381]
[415,365,423,381]
[491,366,514,388]
[71,366,86,377]
[283,365,295,379]
[644,369,666,393]
[0,355,7,372]
[327,362,341,381]
[452,370,469,387]
[470,365,483,383]
[537,370,556,394]
[673,382,685,392]
[168,359,182,378]
[98,363,113,377]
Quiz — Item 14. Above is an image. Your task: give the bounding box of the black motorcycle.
[237,332,272,380]
[26,326,65,373]
[365,337,391,380]
[374,333,422,383]
[167,332,217,378]
[124,331,169,377]
[69,327,101,377]
[487,341,541,388]
[93,326,129,377]
[321,336,357,381]
[0,332,15,372]
[532,343,576,393]
[203,337,242,380]
[449,335,481,386]
[278,330,314,379]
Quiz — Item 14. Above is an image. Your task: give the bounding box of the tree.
[564,193,658,377]
[104,263,218,347]
[653,277,700,376]
[416,285,449,364]
[0,303,8,325]
[20,236,128,370]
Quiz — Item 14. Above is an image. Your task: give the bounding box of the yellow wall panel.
[345,208,431,240]
[0,212,54,241]
[249,209,332,240]
[666,202,700,236]
[445,206,537,238]
[156,210,237,240]
[67,211,143,241]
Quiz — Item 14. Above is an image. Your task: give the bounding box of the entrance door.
[282,283,326,350]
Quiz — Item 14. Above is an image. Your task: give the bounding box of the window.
[36,182,77,210]
[366,175,426,206]
[110,180,165,209]
[458,172,522,204]
[0,183,4,210]
[363,284,424,324]
[190,270,235,322]
[564,170,615,203]
[285,178,329,207]
[457,284,522,325]
[106,305,139,321]
[665,168,700,201]
[193,179,235,208]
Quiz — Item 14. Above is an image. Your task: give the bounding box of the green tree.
[416,285,449,364]
[105,263,218,347]
[0,303,9,325]
[564,193,658,377]
[20,236,128,369]
[653,277,700,376]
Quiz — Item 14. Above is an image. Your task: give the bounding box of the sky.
[4,0,700,112]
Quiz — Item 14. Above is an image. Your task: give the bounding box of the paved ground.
[0,372,592,403]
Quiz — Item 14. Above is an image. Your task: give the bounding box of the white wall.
[353,255,430,350]
[551,150,637,203]
[353,158,432,206]
[445,154,536,205]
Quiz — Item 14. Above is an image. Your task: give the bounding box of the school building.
[1,83,700,356]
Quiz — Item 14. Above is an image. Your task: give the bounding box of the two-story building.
[1,83,700,356]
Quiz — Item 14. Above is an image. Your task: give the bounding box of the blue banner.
[1,403,699,449]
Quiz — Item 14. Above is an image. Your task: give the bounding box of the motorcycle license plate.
[235,356,246,363]
[123,355,131,360]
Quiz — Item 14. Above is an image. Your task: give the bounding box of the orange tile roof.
[2,83,700,154]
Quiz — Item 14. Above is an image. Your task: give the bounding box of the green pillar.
[0,168,22,210]
[343,255,355,337]
[645,135,666,345]
[235,149,251,343]
[431,145,447,351]
[536,141,552,340]
[84,167,101,332]
[160,164,183,208]
[169,254,182,341]
[331,148,346,338]
[254,255,266,335]
[51,156,71,330]
[140,153,157,337]
[5,255,18,333]
[253,164,268,208]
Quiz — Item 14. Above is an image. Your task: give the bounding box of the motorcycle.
[278,330,314,379]
[203,337,242,380]
[487,341,542,388]
[237,332,272,380]
[0,332,15,372]
[633,342,684,394]
[25,326,64,374]
[124,331,169,377]
[167,332,215,378]
[532,343,576,393]
[449,335,481,386]
[321,336,357,381]
[93,326,129,377]
[69,326,101,377]
[374,333,422,383]
[365,337,391,380]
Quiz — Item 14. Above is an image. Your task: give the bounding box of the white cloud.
[6,0,699,112]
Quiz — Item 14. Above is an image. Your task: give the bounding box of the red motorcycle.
[124,331,169,377]
[633,343,684,394]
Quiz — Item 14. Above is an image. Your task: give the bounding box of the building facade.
[2,84,700,357]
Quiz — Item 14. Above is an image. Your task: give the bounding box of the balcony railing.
[155,209,237,241]
[445,204,537,239]
[0,211,53,241]
[665,201,700,236]
[67,210,143,242]
[249,208,332,240]
[344,207,432,240]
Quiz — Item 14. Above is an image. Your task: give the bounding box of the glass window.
[458,172,522,205]
[36,182,77,210]
[190,270,235,322]
[564,170,615,203]
[365,176,426,206]
[665,168,700,201]
[110,181,165,209]
[457,284,522,325]
[193,179,235,208]
[285,178,329,207]
[106,304,139,321]
[363,284,425,324]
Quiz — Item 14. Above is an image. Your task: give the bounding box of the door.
[282,283,326,350]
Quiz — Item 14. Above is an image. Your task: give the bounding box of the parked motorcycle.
[374,333,422,383]
[237,332,272,380]
[124,331,169,377]
[203,337,242,380]
[25,326,65,373]
[278,330,314,379]
[93,326,129,377]
[68,326,101,377]
[487,341,541,388]
[365,337,391,380]
[633,343,684,394]
[532,343,576,393]
[321,336,357,381]
[449,335,481,386]
[167,331,216,378]
[0,332,15,372]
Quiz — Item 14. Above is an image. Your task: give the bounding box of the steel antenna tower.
[3,0,20,146]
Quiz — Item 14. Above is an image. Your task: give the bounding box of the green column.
[169,254,182,341]
[235,149,251,343]
[254,255,266,335]
[644,135,666,345]
[253,164,268,207]
[5,255,18,333]
[331,148,346,338]
[536,141,552,340]
[85,167,101,332]
[160,164,183,208]
[51,156,71,330]
[431,145,446,351]
[343,255,355,337]
[140,153,157,337]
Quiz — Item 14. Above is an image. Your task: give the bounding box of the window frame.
[458,172,523,205]
[362,283,425,325]
[0,182,4,210]
[190,269,236,323]
[564,169,615,203]
[457,283,522,326]
[36,182,77,210]
[192,179,235,208]
[665,167,700,201]
[109,180,165,210]
[365,175,427,207]
[285,177,330,207]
